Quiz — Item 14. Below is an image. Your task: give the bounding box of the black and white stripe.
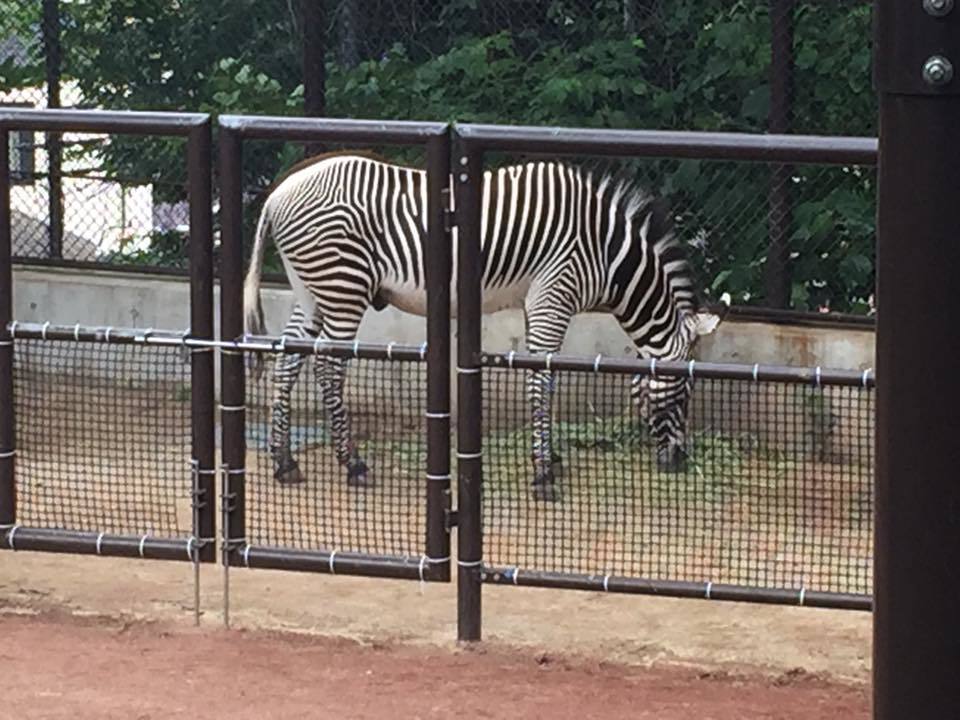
[243,153,728,495]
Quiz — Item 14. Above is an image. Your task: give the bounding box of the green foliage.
[2,0,876,310]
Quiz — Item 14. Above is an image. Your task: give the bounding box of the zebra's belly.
[378,278,531,318]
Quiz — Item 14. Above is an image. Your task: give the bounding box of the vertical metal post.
[218,125,246,585]
[0,130,15,532]
[765,0,795,309]
[874,2,960,717]
[424,132,451,582]
[455,142,483,641]
[41,0,63,259]
[302,0,327,158]
[187,122,216,563]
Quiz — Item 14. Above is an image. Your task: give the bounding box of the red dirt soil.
[2,611,869,720]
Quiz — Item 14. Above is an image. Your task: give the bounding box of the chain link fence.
[1,0,875,314]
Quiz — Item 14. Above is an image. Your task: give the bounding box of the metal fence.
[2,108,877,634]
[0,112,215,603]
[0,1,875,316]
[451,122,877,639]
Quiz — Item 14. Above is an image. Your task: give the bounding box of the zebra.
[243,151,729,500]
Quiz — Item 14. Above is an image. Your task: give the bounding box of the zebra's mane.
[583,162,698,312]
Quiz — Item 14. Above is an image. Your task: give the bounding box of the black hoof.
[656,447,686,473]
[550,453,564,478]
[346,457,373,488]
[531,470,561,502]
[275,459,305,485]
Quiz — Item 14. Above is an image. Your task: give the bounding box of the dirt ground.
[0,551,872,719]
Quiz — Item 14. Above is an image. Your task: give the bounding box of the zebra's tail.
[243,204,271,378]
[243,205,270,338]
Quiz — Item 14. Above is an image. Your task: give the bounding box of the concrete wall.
[12,265,876,371]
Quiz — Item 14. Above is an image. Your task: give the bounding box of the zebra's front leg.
[316,354,372,488]
[528,367,562,501]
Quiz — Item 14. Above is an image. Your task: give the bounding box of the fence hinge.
[444,508,459,530]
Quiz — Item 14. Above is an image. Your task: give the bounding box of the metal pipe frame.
[481,567,871,612]
[454,123,877,165]
[0,109,216,563]
[216,117,452,597]
[227,544,448,582]
[481,350,875,388]
[1,526,200,562]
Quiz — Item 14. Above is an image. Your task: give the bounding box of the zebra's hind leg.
[269,304,320,485]
[524,299,574,502]
[315,353,372,488]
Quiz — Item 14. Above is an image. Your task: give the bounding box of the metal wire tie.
[219,404,246,413]
[545,353,553,371]
[419,342,428,360]
[705,581,713,600]
[353,339,360,358]
[753,363,760,382]
[814,367,822,389]
[313,337,328,354]
[0,340,11,347]
[9,320,18,338]
[862,368,873,388]
[0,449,16,459]
[457,451,482,460]
[602,574,611,592]
[40,321,50,340]
[96,532,105,555]
[386,341,396,360]
[329,549,338,574]
[649,357,657,377]
[74,323,81,341]
[512,567,520,586]
[104,326,114,343]
[798,588,806,607]
[507,350,516,369]
[594,354,603,373]
[426,473,451,482]
[457,559,482,568]
[139,535,149,558]
[457,366,480,375]
[5,524,21,550]
[134,328,155,343]
[688,360,695,379]
[242,543,252,567]
[424,411,450,419]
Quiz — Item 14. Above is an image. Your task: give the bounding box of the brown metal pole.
[218,125,246,561]
[455,143,483,641]
[424,133,451,582]
[874,2,960,717]
[765,0,795,309]
[301,0,327,158]
[187,121,216,562]
[0,130,15,529]
[41,0,63,259]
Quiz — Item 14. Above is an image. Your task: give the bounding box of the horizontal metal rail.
[0,107,208,136]
[0,526,207,562]
[219,115,448,144]
[480,350,875,388]
[455,123,878,166]
[6,323,428,361]
[227,544,449,582]
[481,567,872,612]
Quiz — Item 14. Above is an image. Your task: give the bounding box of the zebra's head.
[638,294,731,472]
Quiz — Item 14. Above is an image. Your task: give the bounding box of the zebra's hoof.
[346,458,374,489]
[656,446,685,473]
[531,471,561,502]
[275,461,305,485]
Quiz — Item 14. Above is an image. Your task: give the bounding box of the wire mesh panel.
[13,338,193,537]
[482,367,873,597]
[245,351,427,558]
